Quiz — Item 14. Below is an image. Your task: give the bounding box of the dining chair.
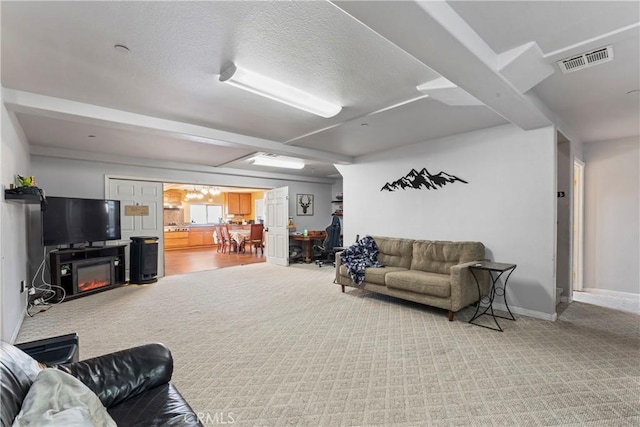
[220,225,236,254]
[248,223,264,255]
[213,225,224,253]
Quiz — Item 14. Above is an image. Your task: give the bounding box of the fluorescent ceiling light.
[219,63,341,118]
[252,156,305,170]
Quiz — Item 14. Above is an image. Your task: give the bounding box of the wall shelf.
[4,191,42,204]
[331,199,343,217]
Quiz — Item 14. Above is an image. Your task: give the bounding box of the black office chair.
[314,215,342,267]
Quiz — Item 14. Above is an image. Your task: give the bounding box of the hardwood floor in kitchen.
[164,246,265,276]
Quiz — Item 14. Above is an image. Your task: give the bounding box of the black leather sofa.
[1,341,202,426]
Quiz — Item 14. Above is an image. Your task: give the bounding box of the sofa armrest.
[334,251,344,281]
[450,261,490,312]
[57,343,173,408]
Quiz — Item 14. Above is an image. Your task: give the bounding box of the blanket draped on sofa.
[339,235,384,285]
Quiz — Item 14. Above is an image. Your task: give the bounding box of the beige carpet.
[17,263,640,426]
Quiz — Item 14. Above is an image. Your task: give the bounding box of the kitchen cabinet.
[164,231,189,249]
[188,227,215,247]
[165,227,216,250]
[228,193,251,215]
[188,232,205,246]
[164,190,183,206]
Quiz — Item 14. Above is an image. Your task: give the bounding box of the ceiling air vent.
[557,45,613,74]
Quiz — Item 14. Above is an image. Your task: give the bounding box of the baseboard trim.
[491,302,557,321]
[10,307,26,344]
[580,288,640,298]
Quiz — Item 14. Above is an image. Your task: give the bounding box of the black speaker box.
[130,236,159,284]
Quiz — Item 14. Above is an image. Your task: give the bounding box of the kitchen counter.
[164,226,190,232]
[164,223,251,230]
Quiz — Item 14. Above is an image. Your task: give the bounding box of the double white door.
[108,179,164,278]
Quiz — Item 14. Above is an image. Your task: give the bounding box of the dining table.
[230,230,250,252]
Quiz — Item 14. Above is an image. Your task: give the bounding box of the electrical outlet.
[20,280,25,293]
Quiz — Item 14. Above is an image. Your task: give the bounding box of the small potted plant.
[17,175,35,187]
[60,264,70,275]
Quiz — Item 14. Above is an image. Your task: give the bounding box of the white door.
[108,179,164,278]
[265,186,289,266]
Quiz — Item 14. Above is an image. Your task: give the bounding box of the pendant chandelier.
[185,186,221,200]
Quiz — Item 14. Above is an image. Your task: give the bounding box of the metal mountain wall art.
[381,168,468,192]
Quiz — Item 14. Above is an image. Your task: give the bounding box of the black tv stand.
[66,242,102,249]
[50,245,127,302]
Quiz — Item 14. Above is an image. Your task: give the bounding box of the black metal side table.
[469,262,517,331]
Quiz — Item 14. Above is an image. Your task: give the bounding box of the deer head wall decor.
[297,194,313,215]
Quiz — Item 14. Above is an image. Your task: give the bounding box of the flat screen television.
[42,197,121,246]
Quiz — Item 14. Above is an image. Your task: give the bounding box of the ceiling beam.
[2,89,353,165]
[30,145,338,184]
[333,0,552,130]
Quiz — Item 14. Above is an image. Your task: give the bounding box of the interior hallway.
[164,247,265,276]
[572,290,640,315]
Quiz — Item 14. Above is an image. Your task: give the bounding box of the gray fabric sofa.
[335,236,489,320]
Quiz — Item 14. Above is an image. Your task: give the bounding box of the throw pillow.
[12,368,116,427]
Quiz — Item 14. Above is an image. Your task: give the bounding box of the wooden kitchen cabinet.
[164,231,189,249]
[239,193,251,214]
[165,227,216,250]
[164,189,183,206]
[228,193,251,215]
[202,229,215,245]
[188,232,205,246]
[188,227,216,247]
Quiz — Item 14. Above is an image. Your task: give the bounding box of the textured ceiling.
[1,1,638,179]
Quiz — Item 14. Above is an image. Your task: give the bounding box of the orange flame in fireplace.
[79,280,109,292]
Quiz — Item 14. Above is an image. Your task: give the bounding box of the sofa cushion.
[371,236,414,269]
[338,265,407,285]
[385,270,451,298]
[365,266,408,285]
[410,241,484,274]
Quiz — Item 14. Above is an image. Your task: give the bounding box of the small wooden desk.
[290,232,326,263]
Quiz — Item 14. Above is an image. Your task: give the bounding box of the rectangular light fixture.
[219,63,341,118]
[251,155,305,170]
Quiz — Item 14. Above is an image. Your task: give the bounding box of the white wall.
[1,101,32,342]
[583,136,640,295]
[337,124,558,318]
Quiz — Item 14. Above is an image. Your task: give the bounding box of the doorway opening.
[572,159,585,294]
[162,183,269,276]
